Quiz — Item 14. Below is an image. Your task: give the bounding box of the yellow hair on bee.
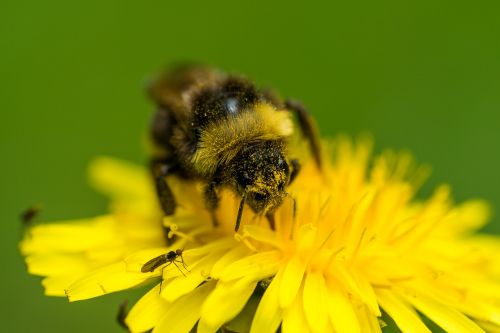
[192,103,293,176]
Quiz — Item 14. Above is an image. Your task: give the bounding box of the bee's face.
[235,148,290,214]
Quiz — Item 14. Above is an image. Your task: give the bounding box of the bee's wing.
[141,255,166,273]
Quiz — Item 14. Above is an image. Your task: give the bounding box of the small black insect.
[116,300,130,332]
[141,249,189,275]
[20,204,41,227]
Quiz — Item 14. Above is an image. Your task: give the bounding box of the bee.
[148,65,321,231]
[141,248,189,274]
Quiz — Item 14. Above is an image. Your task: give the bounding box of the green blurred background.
[2,1,500,331]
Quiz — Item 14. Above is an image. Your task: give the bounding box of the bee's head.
[234,142,290,214]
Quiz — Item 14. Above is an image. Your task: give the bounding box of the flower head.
[21,137,500,333]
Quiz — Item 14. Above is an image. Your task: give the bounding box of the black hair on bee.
[148,66,321,231]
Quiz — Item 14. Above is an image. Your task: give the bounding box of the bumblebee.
[148,66,321,231]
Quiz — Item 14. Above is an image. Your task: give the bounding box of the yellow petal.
[356,305,382,333]
[199,279,257,331]
[352,268,381,316]
[220,250,282,282]
[403,274,500,325]
[227,294,260,333]
[88,157,153,199]
[243,225,286,250]
[20,216,117,254]
[183,238,236,258]
[210,245,249,279]
[302,271,328,333]
[282,285,311,333]
[25,253,88,276]
[446,200,491,234]
[477,320,500,333]
[126,284,169,333]
[42,275,80,296]
[326,282,361,333]
[329,264,363,301]
[250,270,284,333]
[403,292,484,333]
[376,289,430,333]
[66,262,149,301]
[279,257,306,308]
[196,321,218,333]
[161,273,204,304]
[154,281,216,333]
[296,224,317,252]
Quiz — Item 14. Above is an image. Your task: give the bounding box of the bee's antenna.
[235,192,247,232]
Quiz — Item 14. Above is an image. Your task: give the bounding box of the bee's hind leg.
[151,159,177,216]
[284,99,322,169]
[151,160,179,244]
[204,180,220,228]
[265,212,276,231]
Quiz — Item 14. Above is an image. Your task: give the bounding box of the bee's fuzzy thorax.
[192,102,293,176]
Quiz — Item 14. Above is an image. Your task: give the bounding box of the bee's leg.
[261,88,284,108]
[289,158,301,185]
[284,99,322,169]
[151,159,178,246]
[150,159,177,216]
[151,107,174,148]
[204,181,220,227]
[265,212,276,231]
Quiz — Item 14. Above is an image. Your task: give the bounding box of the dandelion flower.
[20,158,166,296]
[21,138,500,333]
